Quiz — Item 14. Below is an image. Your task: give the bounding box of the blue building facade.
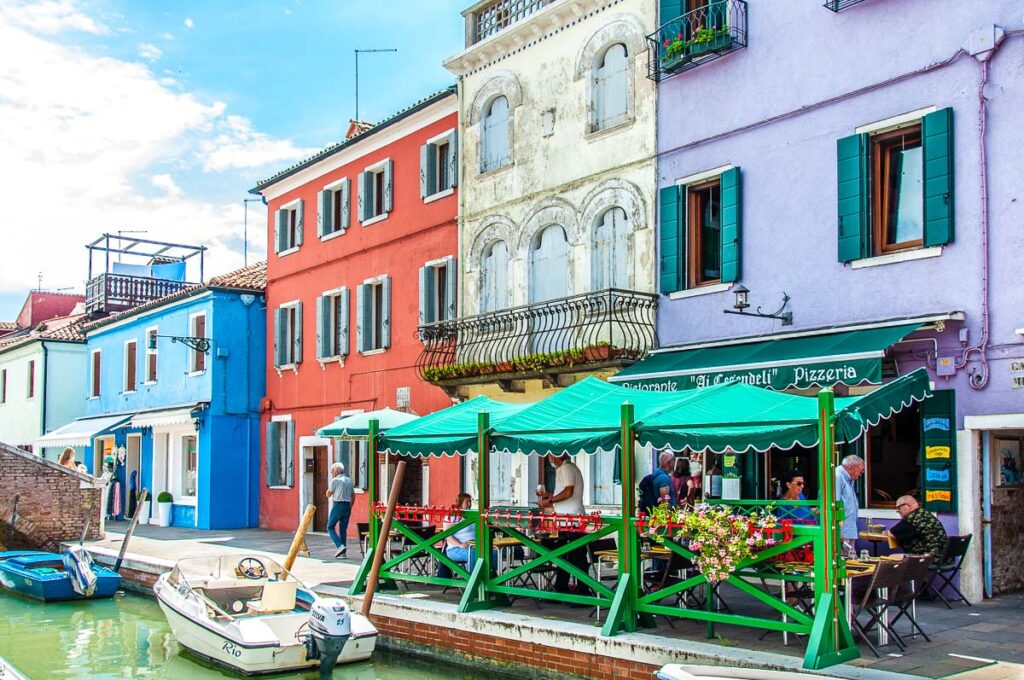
[78,263,266,529]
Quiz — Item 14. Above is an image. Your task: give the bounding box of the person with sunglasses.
[887,495,947,560]
[776,470,815,522]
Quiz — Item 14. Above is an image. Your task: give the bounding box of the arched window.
[481,96,510,173]
[529,225,569,304]
[480,240,511,313]
[592,207,631,290]
[593,43,628,132]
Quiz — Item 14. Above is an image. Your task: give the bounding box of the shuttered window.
[357,160,393,222]
[480,240,511,313]
[26,359,35,399]
[592,207,631,290]
[123,341,137,392]
[593,43,629,132]
[274,201,304,253]
[316,288,350,360]
[529,225,570,304]
[418,257,457,326]
[189,313,206,373]
[273,303,303,367]
[481,96,510,173]
[265,420,294,488]
[145,328,158,383]
[356,277,391,353]
[837,107,954,262]
[318,179,350,238]
[659,167,742,294]
[420,131,459,198]
[0,369,6,404]
[90,350,101,398]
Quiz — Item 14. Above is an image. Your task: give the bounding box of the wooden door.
[313,446,329,532]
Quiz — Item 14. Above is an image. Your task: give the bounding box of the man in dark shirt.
[888,495,947,559]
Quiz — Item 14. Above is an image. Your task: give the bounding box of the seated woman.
[444,493,477,565]
[775,470,815,523]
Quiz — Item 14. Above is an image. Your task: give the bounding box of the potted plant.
[156,491,173,527]
[584,342,613,362]
[688,25,732,58]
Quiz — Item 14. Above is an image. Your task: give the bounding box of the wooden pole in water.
[114,488,148,572]
[79,492,98,546]
[361,458,406,617]
[283,504,317,578]
[7,493,19,549]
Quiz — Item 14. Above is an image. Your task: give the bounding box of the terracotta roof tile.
[0,322,17,331]
[208,260,267,290]
[0,314,89,352]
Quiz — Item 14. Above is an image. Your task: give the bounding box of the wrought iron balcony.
[85,273,193,314]
[416,288,658,390]
[466,0,556,45]
[824,0,870,11]
[646,0,747,81]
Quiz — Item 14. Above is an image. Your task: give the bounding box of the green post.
[804,390,857,669]
[367,420,379,556]
[617,402,640,632]
[476,411,492,587]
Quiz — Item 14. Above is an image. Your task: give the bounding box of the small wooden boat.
[656,665,835,679]
[154,554,377,675]
[0,548,120,602]
[0,656,30,680]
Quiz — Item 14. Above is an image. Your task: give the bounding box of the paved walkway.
[90,523,1024,679]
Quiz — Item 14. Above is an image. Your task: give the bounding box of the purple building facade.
[630,0,1024,599]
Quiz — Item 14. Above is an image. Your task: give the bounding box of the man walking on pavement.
[327,462,354,558]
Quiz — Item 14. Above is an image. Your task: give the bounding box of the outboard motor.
[63,546,97,597]
[305,598,351,676]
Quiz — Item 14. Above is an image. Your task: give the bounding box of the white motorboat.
[656,665,835,680]
[154,554,376,675]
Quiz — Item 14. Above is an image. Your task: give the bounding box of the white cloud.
[282,7,292,16]
[138,42,162,61]
[0,0,109,35]
[160,31,174,40]
[183,17,194,29]
[0,12,305,295]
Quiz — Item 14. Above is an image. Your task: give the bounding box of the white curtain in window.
[480,240,510,313]
[529,225,569,304]
[594,44,628,131]
[481,96,509,172]
[592,207,631,290]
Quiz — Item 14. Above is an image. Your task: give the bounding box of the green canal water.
[0,591,498,679]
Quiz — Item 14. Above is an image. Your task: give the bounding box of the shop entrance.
[311,446,329,532]
[988,430,1024,594]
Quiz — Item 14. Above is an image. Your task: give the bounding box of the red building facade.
[253,88,460,532]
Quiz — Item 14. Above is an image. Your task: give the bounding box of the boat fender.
[63,546,98,597]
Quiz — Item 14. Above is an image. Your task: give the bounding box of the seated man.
[887,495,948,559]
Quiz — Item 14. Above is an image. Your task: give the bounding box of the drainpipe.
[39,341,48,456]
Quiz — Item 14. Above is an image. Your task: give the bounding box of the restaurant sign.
[616,357,881,392]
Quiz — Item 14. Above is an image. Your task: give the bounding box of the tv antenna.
[354,48,397,124]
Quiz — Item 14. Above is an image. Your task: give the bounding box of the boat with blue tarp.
[0,547,120,602]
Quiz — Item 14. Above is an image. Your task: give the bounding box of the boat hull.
[155,576,376,675]
[0,551,120,602]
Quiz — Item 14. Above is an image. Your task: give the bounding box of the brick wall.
[0,441,104,552]
[991,486,1024,594]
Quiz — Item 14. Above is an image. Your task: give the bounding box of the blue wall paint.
[83,288,266,529]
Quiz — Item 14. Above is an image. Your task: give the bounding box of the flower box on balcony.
[583,344,613,362]
[661,28,733,73]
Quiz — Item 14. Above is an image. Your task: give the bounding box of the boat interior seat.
[246,580,298,614]
[195,585,265,614]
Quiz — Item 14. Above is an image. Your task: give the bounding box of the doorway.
[125,434,142,517]
[312,446,329,532]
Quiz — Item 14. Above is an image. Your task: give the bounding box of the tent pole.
[476,411,492,593]
[367,422,379,559]
[618,402,639,632]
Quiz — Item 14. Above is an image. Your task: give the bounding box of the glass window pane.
[181,435,197,498]
[888,145,923,245]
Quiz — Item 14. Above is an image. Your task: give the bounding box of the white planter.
[138,500,151,525]
[157,502,173,527]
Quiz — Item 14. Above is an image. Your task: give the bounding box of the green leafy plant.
[156,491,173,503]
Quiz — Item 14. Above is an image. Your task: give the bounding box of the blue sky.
[0,0,466,320]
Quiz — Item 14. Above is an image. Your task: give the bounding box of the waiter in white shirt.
[538,453,591,598]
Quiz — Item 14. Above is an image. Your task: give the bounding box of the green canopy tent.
[379,396,532,457]
[316,407,420,439]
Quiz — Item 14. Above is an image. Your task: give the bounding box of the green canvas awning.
[609,323,924,391]
[379,397,532,457]
[317,407,419,439]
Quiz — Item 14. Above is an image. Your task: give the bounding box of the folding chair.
[925,534,972,608]
[851,559,907,657]
[357,522,370,557]
[889,554,933,644]
[405,525,438,577]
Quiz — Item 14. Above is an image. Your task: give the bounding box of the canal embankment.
[75,525,919,680]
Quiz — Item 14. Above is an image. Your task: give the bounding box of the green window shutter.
[923,107,954,247]
[293,302,303,364]
[357,171,367,221]
[658,185,683,294]
[318,190,331,237]
[340,178,351,230]
[315,295,326,358]
[294,201,304,246]
[381,276,392,348]
[273,308,285,367]
[444,256,457,320]
[837,133,869,263]
[419,144,430,198]
[720,167,741,284]
[447,130,459,189]
[383,160,394,213]
[285,420,295,487]
[418,266,435,325]
[920,389,957,513]
[356,284,369,353]
[265,421,279,486]
[659,0,683,23]
[275,209,287,253]
[339,288,350,357]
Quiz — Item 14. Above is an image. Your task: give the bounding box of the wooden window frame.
[26,359,35,399]
[371,281,385,350]
[686,177,722,288]
[0,368,6,405]
[189,313,207,374]
[435,140,451,193]
[871,124,924,256]
[145,327,158,383]
[90,349,101,398]
[123,340,137,393]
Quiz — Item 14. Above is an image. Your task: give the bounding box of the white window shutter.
[356,284,368,353]
[339,288,350,356]
[381,276,392,348]
[593,210,612,290]
[383,160,393,213]
[318,190,331,237]
[419,144,429,198]
[340,178,351,230]
[612,207,631,289]
[444,256,457,321]
[593,64,606,132]
[293,302,303,364]
[447,130,459,188]
[315,295,327,358]
[418,266,435,325]
[357,171,367,222]
[295,201,304,246]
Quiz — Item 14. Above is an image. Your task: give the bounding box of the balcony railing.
[824,0,870,11]
[416,288,658,389]
[468,0,556,45]
[646,0,747,81]
[85,273,193,314]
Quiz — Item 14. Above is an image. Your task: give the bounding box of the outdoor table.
[493,535,522,575]
[858,531,897,556]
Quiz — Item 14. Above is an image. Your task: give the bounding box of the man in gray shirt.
[327,462,354,558]
[835,454,864,556]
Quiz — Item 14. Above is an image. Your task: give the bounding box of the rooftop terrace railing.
[85,272,193,314]
[468,0,556,45]
[646,0,747,81]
